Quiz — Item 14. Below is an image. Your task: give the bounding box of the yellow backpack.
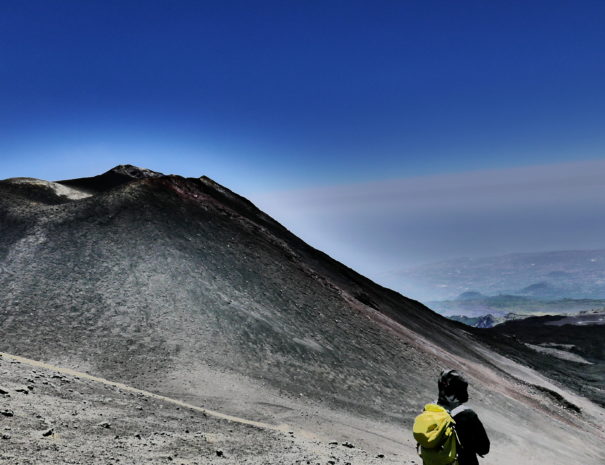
[413,403,458,465]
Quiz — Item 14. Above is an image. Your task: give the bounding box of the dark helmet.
[438,369,469,405]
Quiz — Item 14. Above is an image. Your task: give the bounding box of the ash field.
[1,166,604,464]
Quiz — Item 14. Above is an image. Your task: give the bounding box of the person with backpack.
[413,369,490,465]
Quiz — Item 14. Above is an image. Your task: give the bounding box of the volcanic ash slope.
[0,352,385,465]
[0,166,604,464]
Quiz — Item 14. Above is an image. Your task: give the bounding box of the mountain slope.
[1,166,604,464]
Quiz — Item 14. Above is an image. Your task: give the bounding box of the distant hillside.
[430,294,605,317]
[449,308,605,328]
[484,311,605,407]
[448,312,526,328]
[389,250,605,301]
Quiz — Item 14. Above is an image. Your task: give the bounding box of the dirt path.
[0,351,304,436]
[2,351,404,465]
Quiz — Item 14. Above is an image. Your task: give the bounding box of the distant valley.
[431,292,605,318]
[389,249,605,302]
[448,307,605,331]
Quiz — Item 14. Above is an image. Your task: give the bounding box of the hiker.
[413,369,490,465]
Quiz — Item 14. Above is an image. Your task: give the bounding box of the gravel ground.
[0,354,407,465]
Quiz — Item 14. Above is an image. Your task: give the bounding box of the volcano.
[1,166,603,464]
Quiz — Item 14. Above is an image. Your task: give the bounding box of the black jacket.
[452,407,490,465]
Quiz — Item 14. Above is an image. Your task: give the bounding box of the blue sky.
[1,1,604,287]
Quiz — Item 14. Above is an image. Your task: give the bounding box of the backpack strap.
[449,405,467,451]
[450,405,468,417]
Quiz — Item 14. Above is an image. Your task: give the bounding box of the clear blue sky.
[2,1,605,288]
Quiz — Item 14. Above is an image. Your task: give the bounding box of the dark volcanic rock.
[0,166,477,418]
[58,164,164,194]
[1,166,604,464]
